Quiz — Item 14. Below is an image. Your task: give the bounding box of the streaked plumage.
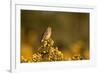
[41,27,52,42]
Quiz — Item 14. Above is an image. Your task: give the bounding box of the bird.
[41,26,52,42]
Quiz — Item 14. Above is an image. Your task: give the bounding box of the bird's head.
[47,26,51,32]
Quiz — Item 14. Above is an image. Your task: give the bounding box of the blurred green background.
[21,10,89,60]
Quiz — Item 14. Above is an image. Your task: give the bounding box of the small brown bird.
[41,27,52,42]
